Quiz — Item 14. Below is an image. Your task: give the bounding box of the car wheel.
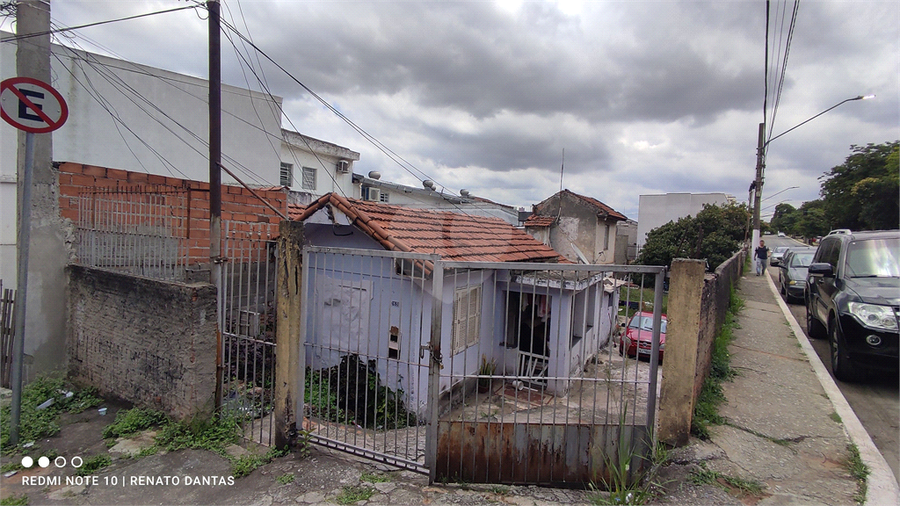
[806,302,826,339]
[830,318,863,382]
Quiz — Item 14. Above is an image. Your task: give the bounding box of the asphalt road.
[762,234,899,485]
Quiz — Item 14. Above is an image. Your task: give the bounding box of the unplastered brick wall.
[67,265,217,420]
[57,162,288,265]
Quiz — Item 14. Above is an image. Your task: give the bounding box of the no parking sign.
[1,76,68,133]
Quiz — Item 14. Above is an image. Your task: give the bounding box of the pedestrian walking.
[754,239,769,276]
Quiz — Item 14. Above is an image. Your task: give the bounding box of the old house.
[525,190,628,265]
[291,193,620,415]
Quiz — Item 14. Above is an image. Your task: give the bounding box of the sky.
[12,0,900,221]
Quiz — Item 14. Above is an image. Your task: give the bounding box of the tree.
[770,203,798,235]
[638,203,750,270]
[794,200,830,240]
[820,142,899,231]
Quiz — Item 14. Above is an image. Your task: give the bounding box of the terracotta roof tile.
[289,194,564,263]
[524,215,554,227]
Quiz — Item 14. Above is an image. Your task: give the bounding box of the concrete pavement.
[2,270,897,505]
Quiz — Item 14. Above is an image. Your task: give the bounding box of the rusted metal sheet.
[435,421,651,486]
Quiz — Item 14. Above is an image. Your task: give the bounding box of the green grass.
[0,494,28,505]
[0,375,103,452]
[488,484,510,495]
[846,444,869,504]
[102,408,167,439]
[335,485,375,504]
[830,412,842,424]
[75,454,111,476]
[360,472,390,483]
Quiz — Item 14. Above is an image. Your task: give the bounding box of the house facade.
[280,129,360,205]
[525,190,628,265]
[291,194,619,415]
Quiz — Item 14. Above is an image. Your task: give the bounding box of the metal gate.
[219,221,278,445]
[298,246,666,484]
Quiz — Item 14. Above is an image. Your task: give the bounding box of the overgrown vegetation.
[360,472,391,483]
[304,354,416,431]
[691,285,743,439]
[0,375,103,452]
[102,408,167,439]
[276,473,295,485]
[846,443,869,504]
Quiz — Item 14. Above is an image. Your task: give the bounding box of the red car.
[619,311,667,362]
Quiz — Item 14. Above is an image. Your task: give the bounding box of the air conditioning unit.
[336,160,350,174]
[365,188,381,202]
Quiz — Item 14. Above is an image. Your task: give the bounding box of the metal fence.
[0,281,15,388]
[219,221,278,446]
[73,186,196,281]
[299,246,666,486]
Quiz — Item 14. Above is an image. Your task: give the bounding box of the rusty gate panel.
[435,421,651,485]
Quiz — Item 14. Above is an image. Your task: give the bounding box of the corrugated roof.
[290,193,565,263]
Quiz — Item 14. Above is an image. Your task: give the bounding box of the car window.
[628,316,668,333]
[845,238,900,278]
[819,239,840,269]
[790,252,814,267]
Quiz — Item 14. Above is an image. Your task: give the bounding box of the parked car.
[805,230,899,381]
[769,246,790,267]
[778,247,816,303]
[619,311,667,362]
[777,231,786,237]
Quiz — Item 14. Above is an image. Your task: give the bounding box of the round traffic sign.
[1,77,68,133]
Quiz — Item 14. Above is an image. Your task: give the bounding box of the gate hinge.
[420,343,443,369]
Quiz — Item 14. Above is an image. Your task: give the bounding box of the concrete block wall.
[67,265,217,420]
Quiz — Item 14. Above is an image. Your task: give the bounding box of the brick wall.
[57,162,288,266]
[67,265,217,420]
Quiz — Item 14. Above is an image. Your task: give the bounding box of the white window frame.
[451,285,481,354]
[301,166,317,190]
[379,191,390,203]
[279,162,293,187]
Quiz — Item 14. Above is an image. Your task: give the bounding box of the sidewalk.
[2,271,897,505]
[657,270,898,505]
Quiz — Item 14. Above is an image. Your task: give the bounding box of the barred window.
[279,162,293,187]
[301,167,317,190]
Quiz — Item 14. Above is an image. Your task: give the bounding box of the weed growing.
[276,473,295,485]
[335,484,375,505]
[589,407,658,505]
[829,412,842,424]
[360,472,390,483]
[102,408,167,439]
[845,444,869,504]
[691,284,742,439]
[75,454,111,476]
[0,494,28,505]
[0,376,103,451]
[690,462,764,498]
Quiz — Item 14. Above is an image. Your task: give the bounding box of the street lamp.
[751,95,874,248]
[762,186,799,202]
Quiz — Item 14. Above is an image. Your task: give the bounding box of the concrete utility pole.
[11,0,68,444]
[751,122,765,249]
[208,0,224,409]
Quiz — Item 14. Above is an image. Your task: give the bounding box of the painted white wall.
[281,130,359,198]
[636,193,731,250]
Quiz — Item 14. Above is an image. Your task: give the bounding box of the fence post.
[658,258,705,447]
[274,220,304,448]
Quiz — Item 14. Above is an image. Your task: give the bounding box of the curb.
[763,273,900,506]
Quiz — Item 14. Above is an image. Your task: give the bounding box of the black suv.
[806,230,899,381]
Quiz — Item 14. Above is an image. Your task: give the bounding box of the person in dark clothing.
[754,240,770,276]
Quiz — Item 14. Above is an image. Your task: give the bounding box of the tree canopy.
[820,141,899,231]
[638,203,749,270]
